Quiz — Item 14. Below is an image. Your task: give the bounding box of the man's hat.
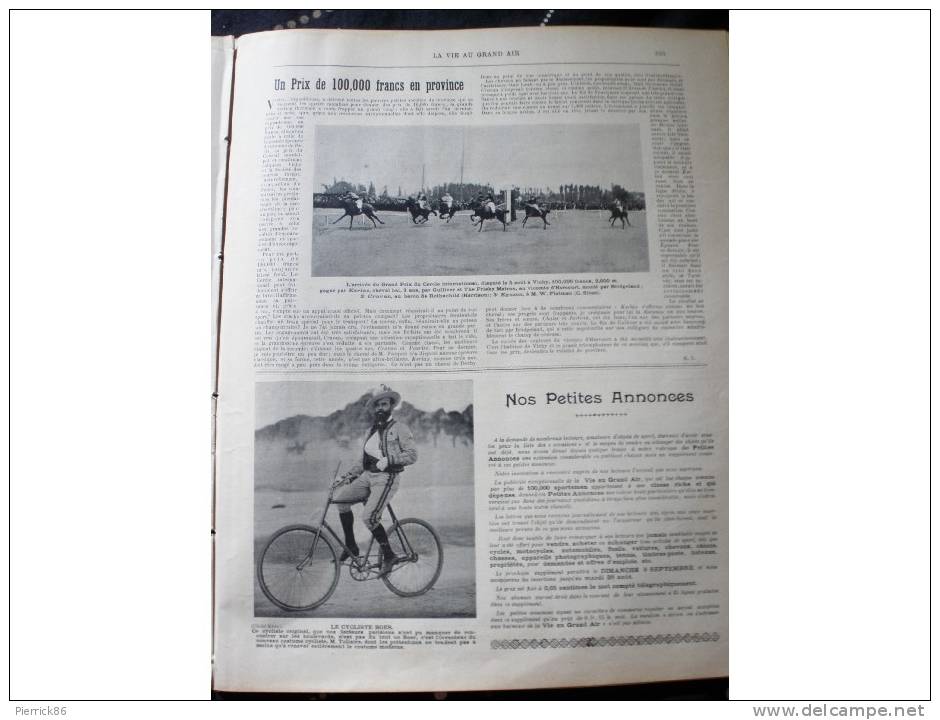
[371,384,401,407]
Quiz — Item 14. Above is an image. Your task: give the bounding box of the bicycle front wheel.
[257,524,340,611]
[382,518,443,597]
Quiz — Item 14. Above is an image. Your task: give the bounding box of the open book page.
[213,26,727,693]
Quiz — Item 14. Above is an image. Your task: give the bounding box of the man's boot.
[338,511,359,562]
[371,524,397,576]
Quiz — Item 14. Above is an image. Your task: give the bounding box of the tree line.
[316,178,645,211]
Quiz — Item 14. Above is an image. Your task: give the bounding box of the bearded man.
[332,385,417,575]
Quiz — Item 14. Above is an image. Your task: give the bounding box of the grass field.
[312,208,649,277]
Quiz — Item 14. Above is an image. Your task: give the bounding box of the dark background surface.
[211,9,728,36]
[211,8,728,702]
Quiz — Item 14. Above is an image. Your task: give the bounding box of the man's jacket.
[347,418,418,478]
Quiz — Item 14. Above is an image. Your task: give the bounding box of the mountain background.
[257,393,472,453]
[255,393,473,492]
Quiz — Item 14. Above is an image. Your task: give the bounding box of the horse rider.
[611,197,623,213]
[484,193,497,215]
[332,385,418,576]
[344,191,362,211]
[440,191,454,211]
[525,195,541,214]
[417,192,430,212]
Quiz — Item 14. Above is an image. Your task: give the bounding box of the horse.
[406,198,437,224]
[521,203,551,229]
[437,198,458,223]
[331,197,384,229]
[608,205,631,229]
[470,200,508,232]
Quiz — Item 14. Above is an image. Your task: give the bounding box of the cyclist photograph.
[253,379,475,619]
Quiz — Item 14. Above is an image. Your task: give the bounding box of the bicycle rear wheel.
[381,518,443,597]
[257,524,340,611]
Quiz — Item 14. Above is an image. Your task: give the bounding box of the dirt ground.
[253,480,476,619]
[311,208,649,277]
[253,539,476,619]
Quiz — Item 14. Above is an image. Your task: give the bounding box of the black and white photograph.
[254,379,475,618]
[311,123,649,277]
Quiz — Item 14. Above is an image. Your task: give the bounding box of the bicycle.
[257,467,444,612]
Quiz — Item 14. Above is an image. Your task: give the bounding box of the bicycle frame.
[304,481,415,578]
[295,465,342,570]
[386,506,418,561]
[257,474,443,611]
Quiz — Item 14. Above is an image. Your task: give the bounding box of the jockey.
[525,195,540,213]
[484,194,496,215]
[612,197,623,212]
[347,191,362,211]
[441,191,453,209]
[417,193,429,212]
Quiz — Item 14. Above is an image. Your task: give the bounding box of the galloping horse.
[608,205,631,229]
[331,197,384,229]
[406,198,437,224]
[470,200,508,232]
[437,198,458,223]
[521,203,551,229]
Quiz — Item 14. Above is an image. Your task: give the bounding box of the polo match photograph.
[310,123,649,277]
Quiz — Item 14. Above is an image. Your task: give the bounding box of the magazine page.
[213,26,728,692]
